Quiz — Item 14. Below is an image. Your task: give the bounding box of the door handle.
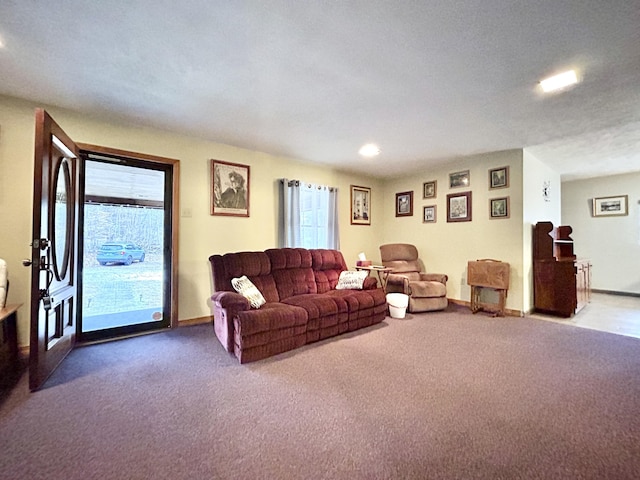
[22,259,33,267]
[30,238,50,250]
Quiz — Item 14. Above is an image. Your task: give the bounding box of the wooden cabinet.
[533,222,591,317]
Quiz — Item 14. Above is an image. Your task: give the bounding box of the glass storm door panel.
[79,157,171,340]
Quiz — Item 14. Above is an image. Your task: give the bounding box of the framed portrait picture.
[592,195,628,217]
[449,170,470,189]
[447,191,472,222]
[423,180,437,199]
[423,205,437,223]
[351,185,371,225]
[395,191,413,217]
[211,159,250,217]
[489,166,509,189]
[490,196,510,219]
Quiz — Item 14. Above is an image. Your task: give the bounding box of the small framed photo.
[447,191,472,222]
[423,205,437,223]
[592,195,628,217]
[489,166,509,189]
[350,185,371,225]
[490,196,510,219]
[395,191,413,217]
[423,180,437,199]
[449,170,470,189]
[211,159,250,217]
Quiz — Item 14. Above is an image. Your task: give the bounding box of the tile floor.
[528,292,640,339]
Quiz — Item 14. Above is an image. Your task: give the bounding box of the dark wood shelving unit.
[533,222,591,317]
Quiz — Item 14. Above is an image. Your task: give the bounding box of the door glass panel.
[81,160,166,333]
[52,159,71,280]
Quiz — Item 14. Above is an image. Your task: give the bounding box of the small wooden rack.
[467,259,510,316]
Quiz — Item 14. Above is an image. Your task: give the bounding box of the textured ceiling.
[1,0,639,180]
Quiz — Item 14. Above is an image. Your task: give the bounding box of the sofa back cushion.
[311,249,347,293]
[209,251,280,302]
[266,248,317,300]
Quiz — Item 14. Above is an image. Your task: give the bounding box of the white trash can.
[386,293,409,319]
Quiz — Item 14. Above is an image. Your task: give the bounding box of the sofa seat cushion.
[234,302,307,337]
[326,286,386,306]
[410,281,446,298]
[281,294,348,323]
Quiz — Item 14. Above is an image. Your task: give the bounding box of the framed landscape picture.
[351,185,371,225]
[489,166,509,189]
[490,196,510,219]
[592,195,628,217]
[447,191,472,222]
[449,170,470,189]
[423,180,437,199]
[395,191,413,217]
[423,205,437,223]
[211,159,250,217]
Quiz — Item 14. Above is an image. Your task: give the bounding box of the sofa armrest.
[362,276,379,290]
[385,273,410,294]
[419,273,448,284]
[211,291,250,352]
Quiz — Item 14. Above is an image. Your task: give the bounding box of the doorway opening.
[79,154,173,342]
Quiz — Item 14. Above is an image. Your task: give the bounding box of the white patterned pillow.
[335,270,369,290]
[231,275,266,309]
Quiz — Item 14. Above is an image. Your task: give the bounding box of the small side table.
[355,266,393,289]
[467,260,510,316]
[1,304,20,382]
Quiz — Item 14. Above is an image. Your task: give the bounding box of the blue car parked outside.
[97,243,145,266]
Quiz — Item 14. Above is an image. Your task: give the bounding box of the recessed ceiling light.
[358,143,380,157]
[540,70,578,93]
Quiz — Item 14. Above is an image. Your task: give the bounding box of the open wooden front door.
[29,109,80,391]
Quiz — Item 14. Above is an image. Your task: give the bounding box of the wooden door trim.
[77,143,180,328]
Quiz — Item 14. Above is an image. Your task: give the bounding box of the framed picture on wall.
[449,170,470,189]
[447,191,472,222]
[395,191,413,217]
[489,166,509,189]
[211,159,250,217]
[490,196,510,219]
[423,205,437,223]
[423,180,437,199]
[592,195,628,217]
[351,185,371,225]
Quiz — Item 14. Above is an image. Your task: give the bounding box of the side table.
[467,260,510,316]
[1,304,20,383]
[355,266,393,290]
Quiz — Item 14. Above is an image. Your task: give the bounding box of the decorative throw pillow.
[335,270,369,290]
[231,275,266,309]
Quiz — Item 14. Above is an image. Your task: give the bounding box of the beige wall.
[562,172,640,294]
[0,95,383,346]
[522,150,562,313]
[381,150,525,313]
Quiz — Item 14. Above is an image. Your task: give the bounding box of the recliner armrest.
[385,273,410,294]
[211,291,251,352]
[419,273,448,284]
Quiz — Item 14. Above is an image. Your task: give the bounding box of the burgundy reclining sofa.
[209,248,387,363]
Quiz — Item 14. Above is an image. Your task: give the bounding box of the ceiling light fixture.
[358,143,380,157]
[539,70,578,93]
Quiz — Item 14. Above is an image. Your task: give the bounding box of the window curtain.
[279,179,339,249]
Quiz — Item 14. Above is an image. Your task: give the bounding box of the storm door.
[78,150,176,342]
